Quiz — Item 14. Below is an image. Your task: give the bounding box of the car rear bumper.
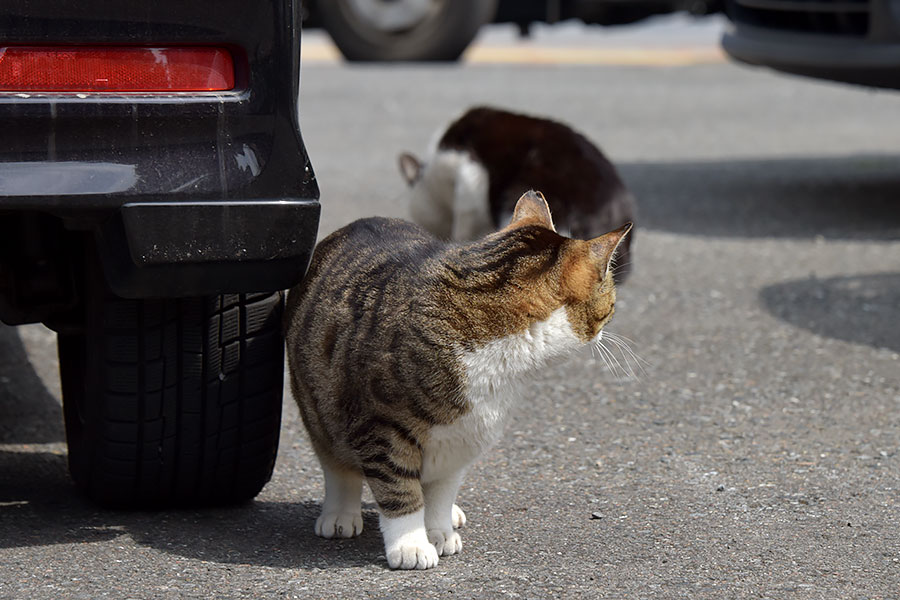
[97,199,320,298]
[0,90,321,298]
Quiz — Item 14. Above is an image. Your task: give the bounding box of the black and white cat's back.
[399,106,636,281]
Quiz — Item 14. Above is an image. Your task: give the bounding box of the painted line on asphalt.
[301,43,343,62]
[464,45,725,65]
[302,42,726,66]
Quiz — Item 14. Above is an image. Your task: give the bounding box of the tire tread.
[62,287,284,507]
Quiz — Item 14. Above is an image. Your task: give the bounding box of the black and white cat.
[399,106,636,281]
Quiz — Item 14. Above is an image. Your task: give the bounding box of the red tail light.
[0,46,235,92]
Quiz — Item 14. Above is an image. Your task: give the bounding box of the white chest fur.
[420,307,582,483]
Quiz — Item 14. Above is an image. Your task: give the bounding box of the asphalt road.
[3,19,900,599]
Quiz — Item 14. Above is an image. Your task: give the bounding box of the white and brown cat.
[285,191,631,569]
[399,106,636,282]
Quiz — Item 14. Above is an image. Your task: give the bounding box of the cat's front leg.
[423,474,465,557]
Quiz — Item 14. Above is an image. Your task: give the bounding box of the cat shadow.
[0,324,65,445]
[0,449,384,568]
[760,272,900,352]
[620,154,900,241]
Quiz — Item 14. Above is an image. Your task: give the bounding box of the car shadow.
[123,500,386,569]
[619,154,900,240]
[0,323,383,568]
[0,449,384,568]
[760,272,900,353]
[0,324,64,445]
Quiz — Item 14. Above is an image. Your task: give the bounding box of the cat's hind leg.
[370,478,439,569]
[424,474,465,557]
[315,463,364,539]
[379,508,439,570]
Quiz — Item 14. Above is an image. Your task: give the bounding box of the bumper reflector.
[0,46,235,92]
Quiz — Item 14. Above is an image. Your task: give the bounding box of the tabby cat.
[399,106,635,282]
[284,191,630,570]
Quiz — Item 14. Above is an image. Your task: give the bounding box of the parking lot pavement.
[2,25,900,598]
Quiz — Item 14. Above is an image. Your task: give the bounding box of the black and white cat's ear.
[398,152,422,186]
[589,222,632,280]
[509,190,555,231]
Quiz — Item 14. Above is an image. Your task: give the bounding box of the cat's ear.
[398,152,422,186]
[508,190,555,231]
[589,222,632,281]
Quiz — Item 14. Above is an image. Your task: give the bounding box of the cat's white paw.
[451,504,466,529]
[428,529,462,557]
[386,540,440,570]
[315,512,363,538]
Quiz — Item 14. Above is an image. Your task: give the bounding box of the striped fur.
[284,191,630,569]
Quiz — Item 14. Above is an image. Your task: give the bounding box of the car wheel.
[60,255,285,507]
[316,0,498,61]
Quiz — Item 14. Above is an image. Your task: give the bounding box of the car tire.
[59,253,285,508]
[315,0,498,62]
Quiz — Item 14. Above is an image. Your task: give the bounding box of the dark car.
[722,0,900,89]
[303,0,707,62]
[0,0,320,507]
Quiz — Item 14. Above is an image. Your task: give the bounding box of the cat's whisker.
[603,333,648,380]
[604,331,651,371]
[609,336,650,371]
[616,345,648,374]
[603,330,638,346]
[596,338,633,380]
[597,332,645,380]
[605,342,635,381]
[611,342,641,380]
[593,341,618,378]
[600,347,619,379]
[610,343,638,380]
